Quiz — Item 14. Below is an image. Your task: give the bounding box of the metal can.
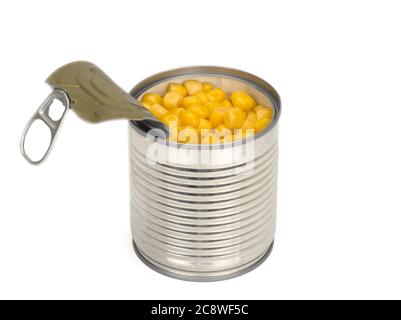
[129,66,281,281]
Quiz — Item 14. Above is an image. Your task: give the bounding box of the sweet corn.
[221,134,234,143]
[221,99,233,108]
[144,80,273,144]
[198,118,212,135]
[194,92,210,104]
[254,118,271,133]
[162,113,180,127]
[170,107,186,117]
[188,104,209,119]
[178,126,199,144]
[246,111,257,123]
[224,108,247,129]
[241,119,255,131]
[202,81,214,93]
[182,95,203,108]
[205,101,222,114]
[207,88,226,102]
[142,93,162,105]
[162,92,183,109]
[241,111,257,131]
[167,83,187,97]
[149,103,169,120]
[201,132,220,144]
[255,105,273,120]
[230,91,256,111]
[215,124,232,137]
[184,80,202,95]
[209,107,228,127]
[180,111,200,128]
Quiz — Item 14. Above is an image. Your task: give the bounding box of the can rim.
[129,66,281,149]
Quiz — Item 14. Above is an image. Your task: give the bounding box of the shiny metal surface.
[20,89,70,165]
[129,66,280,281]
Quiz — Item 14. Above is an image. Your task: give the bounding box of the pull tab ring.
[20,89,70,165]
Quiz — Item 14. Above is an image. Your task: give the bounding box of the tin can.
[129,66,281,281]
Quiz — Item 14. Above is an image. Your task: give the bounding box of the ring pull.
[20,89,70,165]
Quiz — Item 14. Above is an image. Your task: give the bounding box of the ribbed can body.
[129,67,280,281]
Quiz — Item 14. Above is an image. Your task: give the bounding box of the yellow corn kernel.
[188,104,209,119]
[182,95,203,108]
[198,118,212,135]
[221,99,233,108]
[149,103,169,120]
[184,80,202,95]
[221,134,234,143]
[224,108,247,129]
[209,107,228,127]
[246,111,257,122]
[195,92,210,104]
[161,113,180,127]
[202,81,214,93]
[241,111,257,132]
[167,83,187,97]
[142,93,162,105]
[254,118,271,133]
[141,101,152,110]
[241,120,255,132]
[201,132,220,144]
[162,92,183,109]
[255,105,273,120]
[230,91,256,111]
[205,101,222,114]
[178,126,199,144]
[207,88,226,102]
[170,107,186,117]
[180,111,200,128]
[214,124,232,137]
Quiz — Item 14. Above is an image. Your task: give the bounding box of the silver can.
[129,66,281,281]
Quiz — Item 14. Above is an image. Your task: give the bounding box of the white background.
[0,0,400,300]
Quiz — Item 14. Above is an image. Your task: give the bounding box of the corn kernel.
[241,111,257,132]
[149,103,169,120]
[188,104,209,119]
[246,111,257,122]
[207,88,226,102]
[182,95,203,108]
[167,83,187,96]
[254,118,271,133]
[162,113,180,127]
[201,132,220,144]
[221,99,233,108]
[255,105,273,120]
[198,118,212,135]
[180,111,200,128]
[202,81,214,93]
[195,92,210,104]
[205,101,222,114]
[142,93,162,105]
[178,126,199,144]
[209,107,228,127]
[170,107,186,117]
[162,92,183,109]
[184,80,202,95]
[224,108,247,129]
[214,124,232,137]
[241,119,255,132]
[230,91,256,111]
[221,134,234,143]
